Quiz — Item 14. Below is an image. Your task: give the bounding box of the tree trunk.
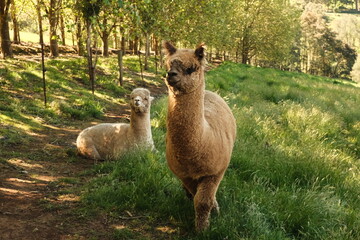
[356,0,359,11]
[86,19,95,94]
[37,0,47,107]
[102,34,109,57]
[121,35,125,54]
[129,39,133,54]
[154,36,158,56]
[0,0,13,58]
[120,25,126,54]
[235,44,240,63]
[144,32,150,70]
[241,48,248,64]
[241,34,249,64]
[160,43,163,69]
[71,31,74,46]
[138,52,144,81]
[134,36,139,54]
[100,18,109,57]
[113,32,118,49]
[118,50,123,86]
[119,17,126,54]
[60,14,65,45]
[10,0,20,44]
[75,16,85,56]
[49,0,59,57]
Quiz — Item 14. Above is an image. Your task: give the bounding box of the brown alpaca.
[163,42,236,231]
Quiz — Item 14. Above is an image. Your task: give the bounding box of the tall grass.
[81,62,360,239]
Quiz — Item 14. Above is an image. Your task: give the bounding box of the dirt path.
[0,84,168,239]
[0,117,117,239]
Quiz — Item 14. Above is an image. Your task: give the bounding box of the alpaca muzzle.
[167,71,180,86]
[135,99,141,106]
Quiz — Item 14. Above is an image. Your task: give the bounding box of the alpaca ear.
[195,43,206,61]
[163,41,177,55]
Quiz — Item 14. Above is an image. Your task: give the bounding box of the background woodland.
[0,0,359,81]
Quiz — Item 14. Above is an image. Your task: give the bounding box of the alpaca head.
[129,88,153,114]
[163,41,206,95]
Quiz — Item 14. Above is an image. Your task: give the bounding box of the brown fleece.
[163,42,237,231]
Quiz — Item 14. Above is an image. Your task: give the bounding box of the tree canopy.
[0,0,358,80]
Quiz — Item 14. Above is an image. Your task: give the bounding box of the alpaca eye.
[185,66,196,75]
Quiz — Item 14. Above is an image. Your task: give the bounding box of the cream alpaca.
[76,88,154,160]
[163,42,237,231]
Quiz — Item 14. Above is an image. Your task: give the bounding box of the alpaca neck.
[167,74,206,149]
[130,111,151,137]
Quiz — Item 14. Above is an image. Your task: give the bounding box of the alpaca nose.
[168,71,177,78]
[167,71,179,86]
[135,99,140,106]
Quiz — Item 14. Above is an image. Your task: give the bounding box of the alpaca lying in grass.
[76,88,154,161]
[163,42,237,231]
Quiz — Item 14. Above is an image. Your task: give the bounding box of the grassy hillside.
[81,63,360,239]
[1,58,360,239]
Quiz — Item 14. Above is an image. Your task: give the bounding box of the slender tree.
[10,0,20,44]
[97,16,116,57]
[77,0,102,94]
[42,0,61,57]
[0,0,13,58]
[36,0,47,106]
[59,13,65,45]
[75,14,85,56]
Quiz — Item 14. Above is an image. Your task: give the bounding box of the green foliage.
[76,0,103,19]
[81,62,360,239]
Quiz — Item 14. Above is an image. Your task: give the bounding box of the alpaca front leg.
[194,175,221,231]
[213,199,220,214]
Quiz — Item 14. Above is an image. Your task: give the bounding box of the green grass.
[1,56,360,239]
[81,62,360,239]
